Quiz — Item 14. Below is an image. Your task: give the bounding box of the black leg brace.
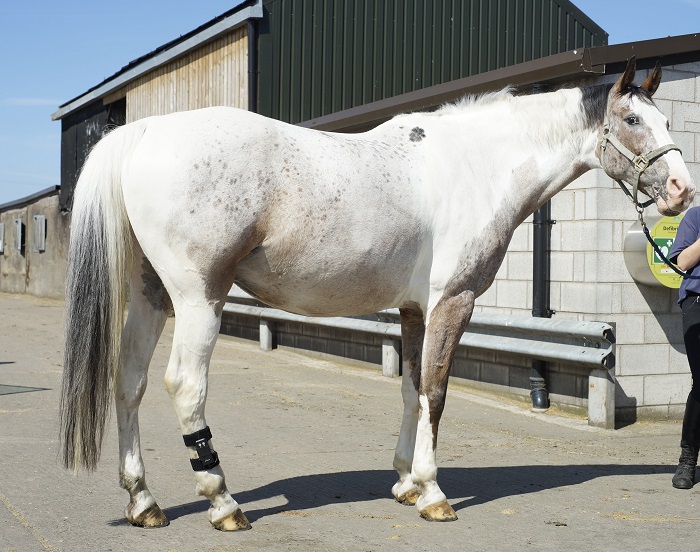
[183,426,220,471]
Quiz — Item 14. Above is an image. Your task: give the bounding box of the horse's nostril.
[667,177,686,197]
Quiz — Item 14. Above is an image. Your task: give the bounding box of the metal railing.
[223,287,616,428]
[225,288,614,369]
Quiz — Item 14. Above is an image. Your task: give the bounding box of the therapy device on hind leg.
[183,426,220,471]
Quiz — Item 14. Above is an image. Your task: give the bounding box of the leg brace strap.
[183,426,220,471]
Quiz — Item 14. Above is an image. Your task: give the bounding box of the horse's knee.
[401,387,420,411]
[119,377,148,407]
[400,364,420,414]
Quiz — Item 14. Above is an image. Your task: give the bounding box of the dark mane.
[580,84,612,127]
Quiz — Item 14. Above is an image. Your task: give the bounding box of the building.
[4,0,699,423]
[0,186,68,298]
[50,0,606,209]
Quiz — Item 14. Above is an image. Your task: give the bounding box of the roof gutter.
[51,0,263,121]
[587,32,700,69]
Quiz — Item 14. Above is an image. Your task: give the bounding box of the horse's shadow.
[153,463,673,524]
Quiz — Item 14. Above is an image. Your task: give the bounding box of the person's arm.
[670,208,700,271]
[678,238,700,271]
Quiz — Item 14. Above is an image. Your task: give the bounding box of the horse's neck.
[495,88,599,220]
[428,88,600,234]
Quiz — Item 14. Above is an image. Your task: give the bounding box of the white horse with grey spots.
[60,58,694,530]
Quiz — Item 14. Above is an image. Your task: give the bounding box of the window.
[33,215,46,252]
[13,218,23,252]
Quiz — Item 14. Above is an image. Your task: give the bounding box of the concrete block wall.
[450,347,589,408]
[0,193,69,299]
[474,62,700,420]
[0,208,28,293]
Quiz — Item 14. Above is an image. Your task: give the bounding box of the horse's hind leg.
[116,257,170,527]
[412,290,474,522]
[164,297,250,531]
[392,304,425,506]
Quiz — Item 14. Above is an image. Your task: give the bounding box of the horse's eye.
[625,115,639,125]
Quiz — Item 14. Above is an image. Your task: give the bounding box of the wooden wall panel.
[125,27,248,123]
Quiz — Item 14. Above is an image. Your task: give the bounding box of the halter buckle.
[633,155,650,173]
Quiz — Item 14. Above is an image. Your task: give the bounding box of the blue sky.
[1,0,699,205]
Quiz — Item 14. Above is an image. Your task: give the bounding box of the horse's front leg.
[413,290,474,521]
[116,269,169,527]
[164,302,251,531]
[392,304,425,506]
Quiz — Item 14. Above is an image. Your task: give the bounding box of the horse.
[60,57,694,530]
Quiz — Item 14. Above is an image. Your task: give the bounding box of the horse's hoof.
[419,500,458,522]
[395,488,421,506]
[211,508,252,531]
[126,503,169,528]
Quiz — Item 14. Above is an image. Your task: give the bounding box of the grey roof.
[51,0,262,121]
[0,186,60,213]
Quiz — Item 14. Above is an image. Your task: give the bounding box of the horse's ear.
[612,56,637,96]
[641,61,663,96]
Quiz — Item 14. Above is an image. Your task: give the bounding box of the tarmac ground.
[1,292,700,551]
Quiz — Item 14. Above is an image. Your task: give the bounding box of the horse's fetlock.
[393,456,412,474]
[119,471,145,494]
[195,473,227,500]
[411,464,437,488]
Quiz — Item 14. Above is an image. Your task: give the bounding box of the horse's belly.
[235,241,419,316]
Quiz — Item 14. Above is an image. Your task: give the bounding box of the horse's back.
[119,107,431,315]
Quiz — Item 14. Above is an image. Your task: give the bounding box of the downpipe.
[247,20,258,113]
[530,83,554,413]
[531,200,555,412]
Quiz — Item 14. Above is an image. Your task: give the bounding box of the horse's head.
[599,57,695,216]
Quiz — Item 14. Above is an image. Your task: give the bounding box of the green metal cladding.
[257,0,608,124]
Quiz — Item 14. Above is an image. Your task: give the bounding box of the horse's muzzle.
[657,175,696,216]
